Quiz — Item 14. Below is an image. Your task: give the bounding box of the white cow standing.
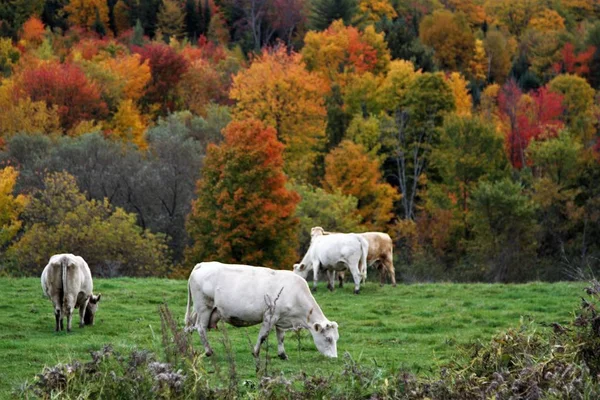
[294,229,368,294]
[185,262,339,359]
[41,254,101,332]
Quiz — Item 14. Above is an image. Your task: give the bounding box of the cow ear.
[96,293,102,302]
[314,323,322,332]
[331,321,338,329]
[297,263,306,271]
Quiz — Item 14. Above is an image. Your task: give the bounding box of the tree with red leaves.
[18,62,108,132]
[133,43,189,115]
[185,119,300,269]
[498,80,564,169]
[553,43,596,78]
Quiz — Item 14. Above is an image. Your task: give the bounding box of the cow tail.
[185,273,196,330]
[359,237,368,282]
[61,256,68,311]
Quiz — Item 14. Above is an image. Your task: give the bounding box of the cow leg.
[338,271,344,288]
[196,310,215,357]
[385,257,397,287]
[350,266,362,295]
[378,262,386,287]
[52,296,62,332]
[276,327,288,360]
[79,298,89,328]
[326,270,335,292]
[311,262,319,292]
[65,306,74,332]
[253,317,275,358]
[54,309,61,332]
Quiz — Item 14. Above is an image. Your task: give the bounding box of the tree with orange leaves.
[64,0,110,31]
[20,16,45,46]
[185,119,300,269]
[230,46,328,183]
[323,140,400,231]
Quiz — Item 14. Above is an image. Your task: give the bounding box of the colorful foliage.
[18,62,109,131]
[186,119,300,269]
[230,46,328,183]
[419,10,475,72]
[64,0,110,31]
[133,43,189,114]
[302,20,390,85]
[323,140,399,230]
[0,166,28,249]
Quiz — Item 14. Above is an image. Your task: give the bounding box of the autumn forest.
[0,0,599,283]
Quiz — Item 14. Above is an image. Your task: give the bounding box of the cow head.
[84,293,102,325]
[310,321,339,358]
[310,226,325,238]
[293,263,310,278]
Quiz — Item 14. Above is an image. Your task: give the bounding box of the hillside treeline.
[1,0,600,282]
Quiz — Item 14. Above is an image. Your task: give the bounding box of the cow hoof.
[327,284,334,292]
[392,283,397,287]
[311,287,317,293]
[354,289,360,295]
[205,349,214,357]
[278,352,288,360]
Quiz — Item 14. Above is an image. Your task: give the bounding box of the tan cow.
[41,254,101,332]
[311,227,397,287]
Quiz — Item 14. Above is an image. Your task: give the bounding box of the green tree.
[309,0,357,30]
[528,132,583,279]
[548,74,596,143]
[292,183,364,254]
[432,115,509,219]
[384,72,455,220]
[468,179,538,282]
[7,172,170,276]
[186,119,300,269]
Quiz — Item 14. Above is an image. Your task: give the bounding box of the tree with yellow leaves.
[0,80,60,138]
[446,72,472,117]
[103,54,151,102]
[485,0,542,37]
[419,10,475,72]
[355,0,397,25]
[0,166,28,249]
[528,9,565,31]
[64,0,110,31]
[469,39,487,82]
[110,99,147,149]
[376,59,421,111]
[230,46,328,183]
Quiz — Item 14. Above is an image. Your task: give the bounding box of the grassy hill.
[0,277,584,396]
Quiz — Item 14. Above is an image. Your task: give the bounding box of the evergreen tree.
[132,18,144,46]
[184,0,200,41]
[93,8,107,36]
[309,0,357,30]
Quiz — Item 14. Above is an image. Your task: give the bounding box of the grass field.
[0,277,586,397]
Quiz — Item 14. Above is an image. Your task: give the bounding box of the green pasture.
[0,278,585,396]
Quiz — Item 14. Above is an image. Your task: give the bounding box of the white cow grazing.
[41,254,101,332]
[294,229,368,294]
[185,262,339,359]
